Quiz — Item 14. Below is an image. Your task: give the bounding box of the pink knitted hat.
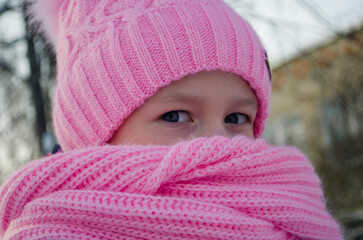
[31,0,271,151]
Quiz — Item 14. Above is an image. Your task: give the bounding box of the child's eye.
[225,113,249,124]
[161,111,192,123]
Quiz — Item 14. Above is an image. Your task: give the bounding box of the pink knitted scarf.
[0,136,342,239]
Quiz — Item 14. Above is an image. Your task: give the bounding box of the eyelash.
[160,111,250,124]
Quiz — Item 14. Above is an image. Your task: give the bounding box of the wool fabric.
[0,136,342,239]
[29,0,271,151]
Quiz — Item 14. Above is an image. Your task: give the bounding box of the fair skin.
[109,70,258,146]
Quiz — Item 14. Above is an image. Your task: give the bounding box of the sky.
[0,0,363,73]
[226,0,363,66]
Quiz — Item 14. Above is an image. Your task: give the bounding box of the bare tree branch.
[0,59,14,74]
[247,13,333,32]
[0,37,24,48]
[298,0,345,37]
[0,0,12,16]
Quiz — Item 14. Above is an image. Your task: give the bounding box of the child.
[0,0,342,239]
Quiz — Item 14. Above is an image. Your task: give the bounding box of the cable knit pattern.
[0,136,342,239]
[28,0,271,151]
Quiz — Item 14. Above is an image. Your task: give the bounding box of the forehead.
[150,70,257,106]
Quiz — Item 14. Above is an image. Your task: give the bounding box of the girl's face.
[109,70,258,146]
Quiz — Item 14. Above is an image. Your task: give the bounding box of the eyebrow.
[156,92,258,107]
[156,93,203,104]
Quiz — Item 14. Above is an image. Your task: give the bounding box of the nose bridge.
[198,119,230,138]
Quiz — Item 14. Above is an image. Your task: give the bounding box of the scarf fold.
[0,136,342,239]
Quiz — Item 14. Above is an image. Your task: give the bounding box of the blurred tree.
[0,0,56,180]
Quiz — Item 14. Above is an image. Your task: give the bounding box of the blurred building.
[264,26,363,239]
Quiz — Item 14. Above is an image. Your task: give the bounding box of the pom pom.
[25,0,64,47]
